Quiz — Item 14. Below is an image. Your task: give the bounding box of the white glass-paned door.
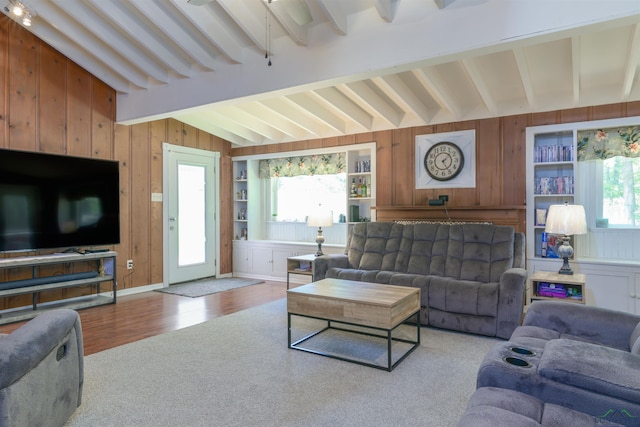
[164,143,219,285]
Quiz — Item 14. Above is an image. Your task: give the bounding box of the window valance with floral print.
[258,152,346,178]
[578,126,640,161]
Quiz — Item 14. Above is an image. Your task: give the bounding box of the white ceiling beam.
[265,1,308,46]
[51,0,169,84]
[170,0,244,64]
[217,0,268,52]
[373,0,398,23]
[513,48,536,108]
[372,74,431,123]
[313,88,373,131]
[261,98,327,137]
[23,21,131,93]
[285,93,346,133]
[87,0,192,77]
[461,58,497,115]
[27,0,150,89]
[176,112,251,146]
[127,1,217,70]
[218,107,287,141]
[622,23,640,101]
[315,0,347,35]
[411,68,460,119]
[237,102,310,140]
[204,110,267,142]
[338,81,402,127]
[571,36,581,106]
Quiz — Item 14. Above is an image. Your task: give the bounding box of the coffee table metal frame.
[288,309,420,372]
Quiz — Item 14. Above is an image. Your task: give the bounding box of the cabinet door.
[580,267,633,313]
[233,244,250,273]
[251,247,274,275]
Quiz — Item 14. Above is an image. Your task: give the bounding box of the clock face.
[424,141,465,181]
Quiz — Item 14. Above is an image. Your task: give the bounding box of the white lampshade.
[307,208,333,228]
[545,203,587,236]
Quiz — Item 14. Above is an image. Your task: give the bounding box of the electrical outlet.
[127,260,134,270]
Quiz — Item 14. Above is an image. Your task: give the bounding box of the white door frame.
[162,143,220,286]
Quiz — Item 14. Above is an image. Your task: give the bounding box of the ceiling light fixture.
[5,1,34,26]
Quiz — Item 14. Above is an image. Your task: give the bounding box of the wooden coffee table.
[287,278,420,371]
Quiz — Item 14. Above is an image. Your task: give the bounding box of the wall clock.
[424,141,464,181]
[415,130,476,189]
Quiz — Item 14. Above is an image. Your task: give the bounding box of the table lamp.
[544,202,587,275]
[307,205,333,256]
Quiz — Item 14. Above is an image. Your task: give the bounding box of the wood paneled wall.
[114,120,232,291]
[3,14,640,304]
[0,16,232,310]
[232,104,640,225]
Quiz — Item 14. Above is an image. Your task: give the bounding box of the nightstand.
[286,254,316,289]
[528,271,586,305]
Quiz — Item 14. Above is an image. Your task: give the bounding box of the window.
[601,156,639,227]
[259,152,347,223]
[270,174,346,222]
[578,126,640,229]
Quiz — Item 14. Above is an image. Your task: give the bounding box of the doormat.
[155,277,264,298]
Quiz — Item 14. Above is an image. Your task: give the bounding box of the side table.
[286,254,316,289]
[528,271,586,305]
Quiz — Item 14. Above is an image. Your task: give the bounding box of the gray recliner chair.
[475,301,640,425]
[0,309,84,427]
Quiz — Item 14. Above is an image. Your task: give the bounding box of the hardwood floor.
[0,280,289,356]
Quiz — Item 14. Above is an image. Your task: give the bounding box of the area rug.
[65,298,500,427]
[154,277,264,297]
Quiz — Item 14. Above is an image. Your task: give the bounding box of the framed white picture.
[415,129,476,189]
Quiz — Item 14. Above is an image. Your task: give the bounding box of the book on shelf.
[534,176,574,195]
[541,232,559,258]
[534,145,573,163]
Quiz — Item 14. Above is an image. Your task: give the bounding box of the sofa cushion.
[347,222,402,271]
[326,268,379,283]
[387,273,429,289]
[428,276,498,317]
[510,325,607,350]
[393,223,442,275]
[538,339,640,402]
[444,224,515,282]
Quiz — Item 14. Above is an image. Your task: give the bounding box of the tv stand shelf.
[0,251,117,325]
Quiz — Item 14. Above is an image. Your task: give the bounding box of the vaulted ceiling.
[7,0,640,147]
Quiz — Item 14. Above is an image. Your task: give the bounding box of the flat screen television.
[0,149,120,252]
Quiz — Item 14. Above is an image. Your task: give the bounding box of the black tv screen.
[0,149,120,252]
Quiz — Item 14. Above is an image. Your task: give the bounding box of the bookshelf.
[526,130,576,260]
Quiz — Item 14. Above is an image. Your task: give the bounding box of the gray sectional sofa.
[313,221,527,339]
[468,301,640,425]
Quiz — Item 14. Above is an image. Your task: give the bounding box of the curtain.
[258,153,346,178]
[577,126,640,161]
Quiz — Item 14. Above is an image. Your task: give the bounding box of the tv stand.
[0,251,117,325]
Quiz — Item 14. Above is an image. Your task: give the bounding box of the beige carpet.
[65,298,499,427]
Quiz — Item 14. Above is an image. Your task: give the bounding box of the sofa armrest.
[524,301,640,350]
[313,254,349,281]
[0,309,84,390]
[495,268,527,339]
[539,338,640,403]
